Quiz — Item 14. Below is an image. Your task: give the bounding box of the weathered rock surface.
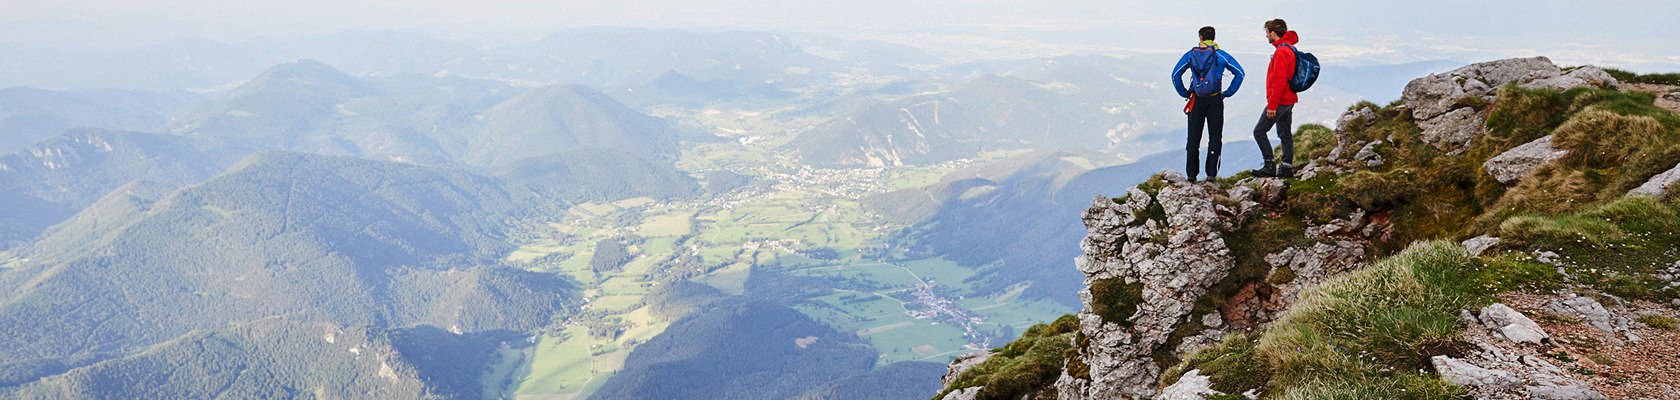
[941,352,991,387]
[1057,172,1243,399]
[1403,57,1614,121]
[1479,303,1550,344]
[1484,135,1568,184]
[1401,57,1617,155]
[1354,140,1385,167]
[1264,240,1369,313]
[1158,369,1222,400]
[1545,294,1637,343]
[943,386,982,400]
[1417,107,1489,155]
[1463,235,1502,257]
[1629,161,1680,197]
[1433,355,1523,391]
[1448,306,1608,400]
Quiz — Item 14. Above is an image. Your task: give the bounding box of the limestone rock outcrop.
[1056,172,1244,399]
[1484,135,1568,184]
[1402,57,1616,155]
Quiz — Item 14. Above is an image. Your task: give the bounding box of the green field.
[486,109,1074,398]
[512,326,594,399]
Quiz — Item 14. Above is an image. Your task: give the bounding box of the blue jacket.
[1172,46,1244,98]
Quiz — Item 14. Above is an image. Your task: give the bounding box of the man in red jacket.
[1251,18,1298,178]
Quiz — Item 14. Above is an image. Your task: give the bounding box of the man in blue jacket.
[1172,26,1244,183]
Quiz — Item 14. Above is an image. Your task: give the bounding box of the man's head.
[1198,26,1216,42]
[1264,19,1287,42]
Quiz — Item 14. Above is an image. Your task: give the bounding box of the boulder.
[1545,295,1633,342]
[1266,241,1370,309]
[1417,107,1488,155]
[1160,369,1222,400]
[944,386,982,400]
[1354,140,1384,167]
[1402,57,1617,155]
[1629,161,1680,197]
[1335,105,1378,134]
[1402,57,1559,120]
[1432,356,1523,391]
[1462,235,1502,257]
[1479,303,1549,344]
[1524,66,1618,92]
[1527,380,1608,400]
[1483,135,1568,184]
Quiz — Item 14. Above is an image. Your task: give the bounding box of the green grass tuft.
[1253,241,1480,398]
[1089,278,1143,326]
[1293,124,1335,166]
[935,315,1081,400]
[1161,333,1271,395]
[1638,314,1678,330]
[1494,196,1680,302]
[1604,68,1680,86]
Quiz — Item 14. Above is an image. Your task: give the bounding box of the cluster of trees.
[590,236,638,273]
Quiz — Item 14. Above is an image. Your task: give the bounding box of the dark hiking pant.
[1186,95,1224,179]
[1252,104,1294,167]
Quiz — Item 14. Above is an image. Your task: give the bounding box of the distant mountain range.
[0,129,222,246]
[0,152,579,396]
[0,87,199,153]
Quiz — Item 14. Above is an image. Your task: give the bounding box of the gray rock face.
[1451,306,1608,400]
[1401,57,1617,155]
[1354,140,1385,167]
[1544,294,1635,343]
[1484,135,1568,184]
[1479,303,1550,344]
[1433,355,1523,391]
[941,352,992,387]
[1403,57,1550,120]
[1057,172,1248,400]
[1417,107,1489,155]
[1266,241,1369,310]
[1336,105,1378,134]
[1517,355,1607,400]
[1463,235,1502,256]
[1158,369,1221,400]
[1629,161,1680,197]
[1525,66,1618,92]
[943,386,982,400]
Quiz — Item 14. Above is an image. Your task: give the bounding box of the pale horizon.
[3,0,1677,71]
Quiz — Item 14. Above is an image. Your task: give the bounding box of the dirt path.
[1622,83,1680,114]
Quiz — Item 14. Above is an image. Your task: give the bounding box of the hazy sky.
[3,0,1677,69]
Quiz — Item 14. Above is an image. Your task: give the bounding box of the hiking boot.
[1278,163,1294,179]
[1203,175,1219,183]
[1252,165,1277,178]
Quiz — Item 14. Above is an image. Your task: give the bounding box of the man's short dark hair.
[1199,26,1215,41]
[1264,19,1288,36]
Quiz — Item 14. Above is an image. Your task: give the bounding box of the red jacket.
[1265,30,1300,111]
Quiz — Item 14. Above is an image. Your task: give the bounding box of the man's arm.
[1171,52,1193,98]
[1218,50,1244,98]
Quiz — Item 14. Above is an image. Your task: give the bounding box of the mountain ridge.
[936,57,1680,399]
